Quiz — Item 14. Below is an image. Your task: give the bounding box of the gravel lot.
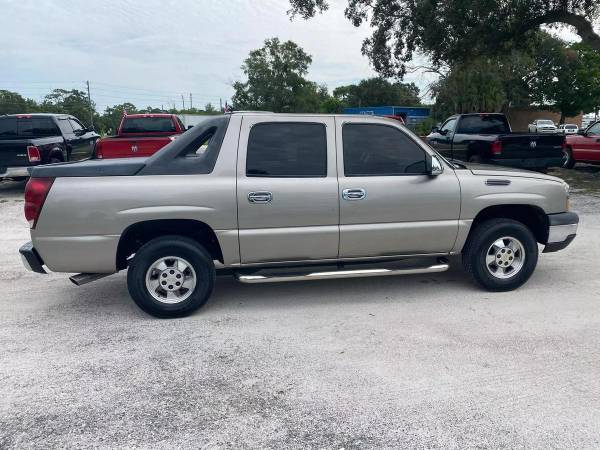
[1,172,600,449]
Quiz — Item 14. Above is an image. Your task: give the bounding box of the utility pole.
[189,93,193,110]
[219,98,223,112]
[181,95,185,110]
[86,80,94,129]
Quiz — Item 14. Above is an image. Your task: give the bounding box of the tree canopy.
[288,0,600,78]
[333,77,421,107]
[232,37,326,112]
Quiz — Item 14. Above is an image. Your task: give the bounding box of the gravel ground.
[1,177,600,449]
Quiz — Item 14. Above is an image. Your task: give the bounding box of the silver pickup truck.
[20,112,579,317]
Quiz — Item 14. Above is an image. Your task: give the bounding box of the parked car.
[427,113,566,170]
[20,113,578,318]
[528,119,558,133]
[0,114,98,180]
[563,120,600,168]
[95,113,185,159]
[558,124,578,135]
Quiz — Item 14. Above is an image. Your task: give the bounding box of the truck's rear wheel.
[462,219,538,291]
[127,236,215,318]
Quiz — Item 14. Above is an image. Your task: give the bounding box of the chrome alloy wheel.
[485,236,526,279]
[145,256,197,304]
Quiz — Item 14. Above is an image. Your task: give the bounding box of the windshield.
[538,120,554,125]
[121,117,176,133]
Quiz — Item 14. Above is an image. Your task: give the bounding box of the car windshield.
[538,120,554,125]
[565,125,577,129]
[121,117,176,133]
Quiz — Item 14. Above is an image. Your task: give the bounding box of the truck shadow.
[58,264,476,318]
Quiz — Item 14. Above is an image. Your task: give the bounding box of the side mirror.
[578,129,587,136]
[425,154,444,176]
[187,125,193,130]
[431,126,439,133]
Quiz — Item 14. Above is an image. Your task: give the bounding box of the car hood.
[463,162,564,184]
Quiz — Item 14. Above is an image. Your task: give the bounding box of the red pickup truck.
[564,120,600,168]
[95,113,186,159]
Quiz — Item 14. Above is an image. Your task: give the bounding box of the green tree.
[232,37,321,112]
[41,89,97,127]
[431,54,532,119]
[0,90,39,115]
[527,38,600,122]
[204,103,217,113]
[288,0,600,78]
[333,77,421,108]
[99,102,137,134]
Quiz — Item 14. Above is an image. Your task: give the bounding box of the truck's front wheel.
[463,219,539,291]
[127,236,215,318]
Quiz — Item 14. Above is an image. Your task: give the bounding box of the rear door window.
[57,118,74,135]
[31,117,59,136]
[68,118,84,133]
[0,117,18,137]
[246,122,327,177]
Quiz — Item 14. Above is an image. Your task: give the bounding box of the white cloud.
[0,0,443,111]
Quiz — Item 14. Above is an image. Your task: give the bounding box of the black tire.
[468,154,483,164]
[462,219,538,292]
[563,147,576,169]
[127,236,215,318]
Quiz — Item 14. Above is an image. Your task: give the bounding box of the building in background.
[343,106,431,129]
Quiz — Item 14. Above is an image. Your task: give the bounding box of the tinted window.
[121,117,176,133]
[456,115,509,134]
[440,118,456,133]
[0,117,18,137]
[343,124,427,176]
[246,122,327,177]
[57,119,73,135]
[68,118,84,132]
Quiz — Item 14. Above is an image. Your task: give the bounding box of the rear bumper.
[19,242,47,274]
[544,212,579,253]
[0,166,30,178]
[490,157,564,169]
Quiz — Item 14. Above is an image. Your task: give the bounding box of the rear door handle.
[248,191,273,203]
[342,188,366,200]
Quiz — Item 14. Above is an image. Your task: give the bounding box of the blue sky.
[0,0,441,112]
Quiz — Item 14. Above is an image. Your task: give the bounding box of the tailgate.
[499,134,564,159]
[0,140,30,171]
[99,136,173,158]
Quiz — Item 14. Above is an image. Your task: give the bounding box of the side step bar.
[235,263,449,284]
[69,273,112,286]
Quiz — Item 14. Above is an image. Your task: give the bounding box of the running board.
[235,263,449,284]
[69,273,112,286]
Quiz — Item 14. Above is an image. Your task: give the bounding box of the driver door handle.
[342,188,366,201]
[247,191,273,203]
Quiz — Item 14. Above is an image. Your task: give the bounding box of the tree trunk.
[559,112,565,125]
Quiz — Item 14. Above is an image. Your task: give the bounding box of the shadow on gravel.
[44,263,478,318]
